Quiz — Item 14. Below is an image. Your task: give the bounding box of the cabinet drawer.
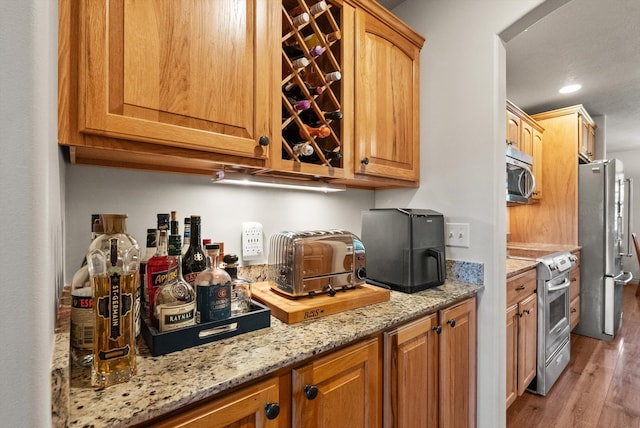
[507,269,537,307]
[570,296,580,331]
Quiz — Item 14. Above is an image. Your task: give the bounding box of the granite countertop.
[52,261,484,427]
[506,256,538,278]
[507,242,582,254]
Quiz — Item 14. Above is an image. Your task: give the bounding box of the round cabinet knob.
[361,157,369,165]
[259,135,270,146]
[304,385,319,400]
[432,325,442,334]
[264,402,280,420]
[356,267,367,280]
[447,319,456,328]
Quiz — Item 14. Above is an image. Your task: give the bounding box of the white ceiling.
[378,0,640,154]
[506,0,640,154]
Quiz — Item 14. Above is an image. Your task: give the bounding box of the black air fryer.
[361,208,446,293]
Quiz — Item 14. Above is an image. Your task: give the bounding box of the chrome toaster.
[268,230,367,297]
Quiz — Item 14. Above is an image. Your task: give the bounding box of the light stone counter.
[52,261,483,427]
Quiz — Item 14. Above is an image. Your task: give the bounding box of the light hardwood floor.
[507,283,640,427]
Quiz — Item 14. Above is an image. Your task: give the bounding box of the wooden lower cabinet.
[148,377,283,428]
[384,297,477,428]
[570,251,581,331]
[506,269,538,407]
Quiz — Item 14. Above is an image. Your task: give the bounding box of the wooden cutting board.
[251,281,391,324]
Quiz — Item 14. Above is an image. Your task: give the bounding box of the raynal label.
[158,303,196,332]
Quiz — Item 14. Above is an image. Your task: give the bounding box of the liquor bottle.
[139,228,157,316]
[145,229,178,324]
[154,234,196,332]
[195,244,232,323]
[87,214,139,388]
[283,121,331,145]
[70,216,104,367]
[170,211,179,235]
[303,69,341,87]
[298,109,342,127]
[181,217,191,255]
[223,254,252,316]
[182,215,208,286]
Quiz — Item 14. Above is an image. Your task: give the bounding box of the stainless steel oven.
[528,251,576,396]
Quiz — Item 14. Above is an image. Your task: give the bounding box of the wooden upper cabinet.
[578,114,596,162]
[506,109,521,150]
[353,6,423,184]
[520,120,533,157]
[61,0,276,164]
[531,128,543,200]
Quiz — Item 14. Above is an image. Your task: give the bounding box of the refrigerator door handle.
[604,275,615,335]
[624,178,634,257]
[614,271,633,285]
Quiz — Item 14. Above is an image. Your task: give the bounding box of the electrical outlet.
[242,221,263,258]
[445,223,470,248]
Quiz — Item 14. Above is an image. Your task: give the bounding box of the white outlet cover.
[242,221,264,258]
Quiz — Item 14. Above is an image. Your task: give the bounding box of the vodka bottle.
[87,214,139,388]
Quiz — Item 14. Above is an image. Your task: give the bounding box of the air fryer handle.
[426,248,444,284]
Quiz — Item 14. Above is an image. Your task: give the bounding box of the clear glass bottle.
[71,216,104,367]
[195,244,232,323]
[154,234,196,332]
[223,254,252,316]
[87,214,139,388]
[182,215,207,286]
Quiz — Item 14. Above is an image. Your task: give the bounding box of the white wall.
[65,165,375,280]
[0,1,63,427]
[382,1,546,426]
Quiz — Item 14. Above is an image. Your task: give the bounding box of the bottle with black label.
[182,215,208,286]
[195,244,232,323]
[138,228,157,324]
[154,234,196,332]
[87,214,139,388]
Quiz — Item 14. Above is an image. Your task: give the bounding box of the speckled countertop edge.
[53,260,483,428]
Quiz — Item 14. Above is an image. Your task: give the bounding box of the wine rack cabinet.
[280,0,346,172]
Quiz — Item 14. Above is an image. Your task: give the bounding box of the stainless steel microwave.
[506,146,535,205]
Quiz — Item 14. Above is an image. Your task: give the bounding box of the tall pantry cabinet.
[58,0,425,189]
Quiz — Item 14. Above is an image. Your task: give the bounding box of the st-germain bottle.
[86,214,139,388]
[195,244,232,323]
[182,215,208,286]
[154,234,196,332]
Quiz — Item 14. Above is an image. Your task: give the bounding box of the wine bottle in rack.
[283,81,323,100]
[282,121,331,145]
[298,108,343,126]
[303,31,341,49]
[290,12,310,27]
[282,97,311,119]
[303,69,341,87]
[301,147,342,166]
[289,1,328,16]
[283,45,323,61]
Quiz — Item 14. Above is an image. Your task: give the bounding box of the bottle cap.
[291,12,310,27]
[295,100,311,111]
[325,71,341,82]
[309,1,328,14]
[291,57,310,69]
[308,45,323,57]
[101,214,128,234]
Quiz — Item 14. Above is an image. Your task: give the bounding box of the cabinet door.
[506,303,518,408]
[531,128,543,200]
[506,110,521,149]
[520,120,533,156]
[292,338,380,428]
[78,0,276,159]
[439,297,477,428]
[383,314,439,428]
[149,377,282,428]
[517,293,537,396]
[354,9,421,182]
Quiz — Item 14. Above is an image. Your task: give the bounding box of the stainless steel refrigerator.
[575,159,633,341]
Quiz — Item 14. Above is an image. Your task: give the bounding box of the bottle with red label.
[145,224,178,324]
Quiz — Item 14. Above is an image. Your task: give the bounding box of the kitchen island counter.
[52,274,483,427]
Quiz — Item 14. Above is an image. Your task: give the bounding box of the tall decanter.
[86,214,140,388]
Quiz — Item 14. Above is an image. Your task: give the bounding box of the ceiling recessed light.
[559,84,582,94]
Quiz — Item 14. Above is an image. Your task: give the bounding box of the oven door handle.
[613,271,633,285]
[547,277,571,292]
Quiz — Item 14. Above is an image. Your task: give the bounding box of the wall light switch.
[445,223,470,248]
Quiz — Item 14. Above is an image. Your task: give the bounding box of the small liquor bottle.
[170,211,179,235]
[223,254,252,316]
[154,234,196,332]
[139,228,157,314]
[87,214,139,388]
[195,244,232,323]
[145,229,178,324]
[182,215,208,286]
